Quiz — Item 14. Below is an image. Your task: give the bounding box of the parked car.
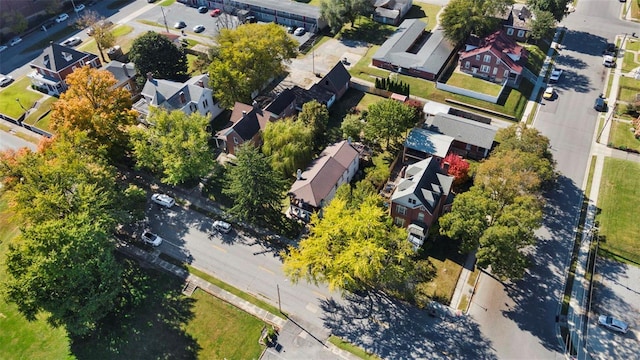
[0,75,14,87]
[543,86,554,100]
[9,37,22,46]
[210,8,221,17]
[74,4,85,12]
[213,220,232,234]
[603,54,615,67]
[598,315,629,334]
[151,193,175,208]
[286,26,295,34]
[61,36,82,47]
[197,6,208,13]
[141,231,163,246]
[174,21,187,29]
[193,24,205,33]
[594,95,607,112]
[55,13,69,23]
[603,43,618,56]
[243,16,257,24]
[0,45,7,53]
[549,68,563,82]
[294,27,305,36]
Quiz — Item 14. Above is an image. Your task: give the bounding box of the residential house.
[390,157,454,249]
[403,127,454,163]
[103,60,140,99]
[264,88,297,119]
[372,19,455,81]
[425,112,498,159]
[288,140,360,222]
[215,102,275,155]
[373,0,413,25]
[28,43,101,95]
[458,30,529,85]
[291,61,351,110]
[134,73,224,122]
[497,4,534,41]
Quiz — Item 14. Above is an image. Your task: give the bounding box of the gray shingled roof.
[103,61,136,85]
[30,43,98,73]
[320,62,351,94]
[373,19,455,75]
[141,75,210,110]
[426,113,498,150]
[239,0,320,18]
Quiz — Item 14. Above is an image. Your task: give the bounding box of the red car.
[210,8,221,17]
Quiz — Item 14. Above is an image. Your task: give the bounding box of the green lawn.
[404,3,442,31]
[23,96,57,132]
[622,50,640,72]
[356,92,388,110]
[618,76,640,102]
[608,120,640,152]
[446,72,503,96]
[77,24,134,56]
[0,77,46,120]
[419,234,466,303]
[523,43,547,76]
[596,158,640,264]
[627,39,640,52]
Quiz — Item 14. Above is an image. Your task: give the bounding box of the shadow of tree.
[561,29,610,57]
[70,256,200,359]
[339,18,396,46]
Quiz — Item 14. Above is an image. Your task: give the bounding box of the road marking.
[313,291,328,300]
[211,244,227,253]
[258,265,275,275]
[305,303,319,313]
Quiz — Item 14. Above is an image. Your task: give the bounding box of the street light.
[15,98,26,111]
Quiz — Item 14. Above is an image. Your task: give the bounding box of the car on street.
[174,21,187,29]
[243,16,257,24]
[0,45,7,53]
[286,26,294,34]
[197,6,208,13]
[55,13,69,23]
[598,315,629,334]
[594,95,607,112]
[151,193,175,208]
[549,68,563,82]
[193,24,205,33]
[0,75,14,87]
[141,230,163,246]
[210,8,221,16]
[603,54,615,67]
[294,27,306,36]
[213,220,232,234]
[74,4,85,12]
[9,37,22,46]
[603,43,618,56]
[543,86,554,100]
[61,36,82,47]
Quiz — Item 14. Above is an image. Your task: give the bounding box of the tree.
[527,0,570,21]
[129,31,188,84]
[1,10,27,34]
[209,23,297,108]
[50,66,137,161]
[320,0,373,32]
[283,195,416,292]
[223,144,288,227]
[129,109,215,185]
[440,0,511,44]
[340,114,364,141]
[334,181,378,209]
[364,99,417,148]
[529,10,556,42]
[297,100,329,147]
[442,153,470,186]
[262,118,314,178]
[75,11,115,63]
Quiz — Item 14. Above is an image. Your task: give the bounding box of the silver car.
[141,231,163,246]
[598,315,629,334]
[151,193,175,208]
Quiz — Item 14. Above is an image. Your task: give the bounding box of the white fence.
[435,81,506,104]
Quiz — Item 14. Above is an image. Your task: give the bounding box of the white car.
[55,13,69,23]
[598,315,629,334]
[213,220,232,234]
[0,45,7,53]
[549,68,563,82]
[9,37,22,46]
[74,4,85,12]
[193,24,205,33]
[151,193,175,208]
[294,27,305,36]
[141,231,163,246]
[0,75,14,87]
[61,36,82,47]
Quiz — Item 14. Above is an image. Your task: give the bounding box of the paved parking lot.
[587,257,640,359]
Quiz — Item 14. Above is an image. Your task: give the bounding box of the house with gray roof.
[496,3,534,41]
[288,140,360,222]
[103,61,140,99]
[373,0,413,25]
[372,19,455,81]
[134,73,223,123]
[390,157,454,249]
[403,127,454,162]
[425,112,499,159]
[28,43,101,95]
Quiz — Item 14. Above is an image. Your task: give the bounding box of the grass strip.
[328,335,382,360]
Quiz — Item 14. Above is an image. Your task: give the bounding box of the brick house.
[497,4,534,41]
[458,30,528,85]
[28,43,101,95]
[390,157,454,249]
[215,102,275,155]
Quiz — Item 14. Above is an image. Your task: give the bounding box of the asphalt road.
[0,129,37,151]
[468,1,635,359]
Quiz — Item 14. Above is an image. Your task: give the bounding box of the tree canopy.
[364,99,417,148]
[529,10,557,42]
[129,31,188,84]
[223,144,288,227]
[129,109,214,186]
[320,0,373,32]
[75,10,115,62]
[440,0,511,44]
[528,0,570,21]
[209,23,297,108]
[297,100,329,148]
[262,118,314,179]
[50,66,137,161]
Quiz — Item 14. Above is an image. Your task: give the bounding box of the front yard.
[608,120,640,152]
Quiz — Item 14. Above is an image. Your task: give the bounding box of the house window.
[517,30,525,38]
[124,83,131,91]
[480,65,491,73]
[203,99,209,108]
[466,143,472,150]
[483,55,491,63]
[394,217,405,227]
[507,28,514,35]
[396,205,407,215]
[504,70,510,77]
[417,212,425,222]
[190,103,197,112]
[493,67,498,75]
[233,137,239,144]
[464,61,470,69]
[475,54,480,61]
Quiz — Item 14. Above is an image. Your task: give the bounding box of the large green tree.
[529,10,557,42]
[75,10,115,62]
[364,99,417,148]
[527,0,570,21]
[223,144,288,227]
[209,23,297,108]
[320,0,373,32]
[129,31,188,84]
[340,114,364,141]
[297,100,329,148]
[129,109,214,186]
[440,0,512,44]
[262,118,314,179]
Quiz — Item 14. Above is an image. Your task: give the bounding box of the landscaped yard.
[404,3,442,31]
[78,24,134,55]
[419,234,466,303]
[596,158,640,265]
[0,77,47,120]
[608,120,640,152]
[23,96,57,132]
[622,48,640,73]
[618,76,640,102]
[447,72,503,96]
[356,92,388,110]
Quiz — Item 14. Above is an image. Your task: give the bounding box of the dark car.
[174,21,187,29]
[243,16,257,24]
[603,43,618,56]
[197,6,208,13]
[594,95,607,112]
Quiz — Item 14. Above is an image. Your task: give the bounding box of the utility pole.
[161,6,169,33]
[277,284,282,313]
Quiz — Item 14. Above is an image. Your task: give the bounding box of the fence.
[0,112,52,138]
[435,81,505,104]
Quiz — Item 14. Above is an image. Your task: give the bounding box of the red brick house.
[497,4,534,41]
[28,43,101,95]
[215,102,275,156]
[458,30,528,86]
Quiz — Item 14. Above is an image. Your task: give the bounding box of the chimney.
[122,63,130,78]
[296,169,302,180]
[146,72,153,81]
[252,100,258,109]
[442,162,450,174]
[242,110,247,116]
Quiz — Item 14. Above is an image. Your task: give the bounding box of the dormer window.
[62,52,73,61]
[44,55,50,68]
[179,91,186,104]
